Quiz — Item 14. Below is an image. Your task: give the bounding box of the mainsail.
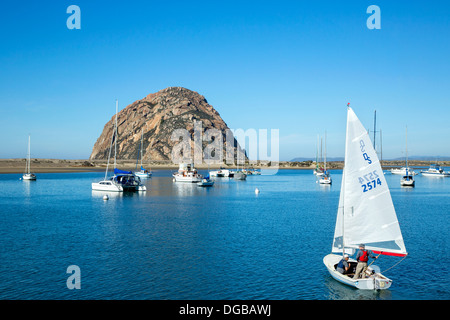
[332,107,407,257]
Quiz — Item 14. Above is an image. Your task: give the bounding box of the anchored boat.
[173,163,203,183]
[22,135,37,181]
[421,164,450,177]
[323,105,408,290]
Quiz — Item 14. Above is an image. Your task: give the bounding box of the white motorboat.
[22,135,37,181]
[173,163,203,183]
[323,105,408,290]
[210,168,233,177]
[421,164,450,177]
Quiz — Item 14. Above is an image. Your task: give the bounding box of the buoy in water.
[103,195,109,201]
[255,188,260,194]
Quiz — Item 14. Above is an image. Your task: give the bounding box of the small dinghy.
[197,177,214,187]
[323,105,408,290]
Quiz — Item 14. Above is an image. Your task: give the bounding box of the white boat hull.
[400,179,415,187]
[135,172,152,178]
[91,181,123,192]
[22,173,37,180]
[323,254,392,290]
[390,168,416,175]
[173,175,202,183]
[421,172,450,177]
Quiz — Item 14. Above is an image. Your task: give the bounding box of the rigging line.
[380,254,408,274]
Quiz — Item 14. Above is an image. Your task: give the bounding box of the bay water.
[0,169,448,300]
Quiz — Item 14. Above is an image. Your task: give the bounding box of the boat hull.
[91,181,123,192]
[400,179,415,187]
[22,173,37,180]
[323,254,392,290]
[135,172,152,178]
[390,168,416,175]
[197,179,214,187]
[173,175,202,183]
[421,172,450,177]
[233,172,247,180]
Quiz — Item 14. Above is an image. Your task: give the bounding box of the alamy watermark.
[367,5,381,29]
[66,5,81,29]
[170,121,280,174]
[66,265,81,289]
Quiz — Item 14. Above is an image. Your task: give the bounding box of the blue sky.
[0,1,449,161]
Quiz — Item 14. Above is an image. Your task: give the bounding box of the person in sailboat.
[336,254,350,275]
[353,244,377,279]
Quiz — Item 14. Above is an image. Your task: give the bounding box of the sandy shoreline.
[1,158,447,174]
[0,158,315,174]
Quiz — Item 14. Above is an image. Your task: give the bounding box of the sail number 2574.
[358,170,382,193]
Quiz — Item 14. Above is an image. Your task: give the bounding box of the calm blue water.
[0,169,448,300]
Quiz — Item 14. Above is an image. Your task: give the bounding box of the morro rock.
[89,87,242,163]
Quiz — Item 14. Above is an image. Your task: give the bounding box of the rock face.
[89,87,241,162]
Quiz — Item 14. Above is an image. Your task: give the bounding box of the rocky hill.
[89,87,241,162]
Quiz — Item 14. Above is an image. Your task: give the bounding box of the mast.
[324,131,327,172]
[140,129,144,168]
[114,100,118,169]
[373,110,376,150]
[341,104,350,256]
[27,135,31,174]
[405,126,408,171]
[380,129,383,164]
[316,134,319,171]
[320,137,323,171]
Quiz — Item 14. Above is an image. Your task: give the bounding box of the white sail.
[332,107,407,257]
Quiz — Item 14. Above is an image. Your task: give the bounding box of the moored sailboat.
[134,129,152,179]
[323,105,408,290]
[318,131,332,185]
[400,126,415,187]
[22,135,37,181]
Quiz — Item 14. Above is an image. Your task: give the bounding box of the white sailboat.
[400,126,415,187]
[314,134,324,176]
[92,102,123,192]
[323,106,408,290]
[135,129,152,179]
[92,100,146,192]
[22,135,37,181]
[318,131,332,185]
